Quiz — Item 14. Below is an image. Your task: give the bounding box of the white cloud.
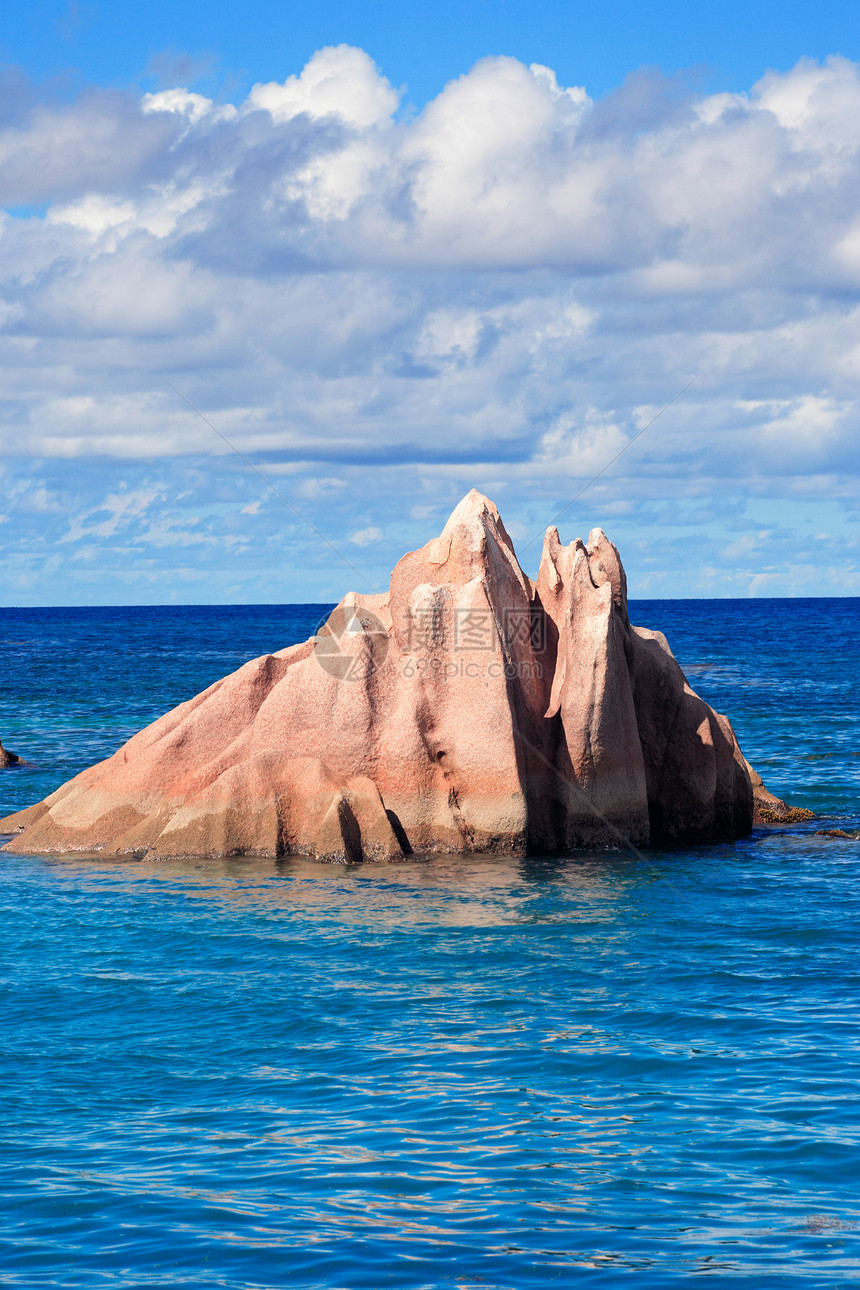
[416,309,483,364]
[246,45,399,128]
[349,525,383,546]
[535,415,629,477]
[60,488,161,543]
[48,181,215,242]
[141,89,238,128]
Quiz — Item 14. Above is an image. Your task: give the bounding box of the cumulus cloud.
[142,88,238,129]
[246,45,400,128]
[1,46,860,600]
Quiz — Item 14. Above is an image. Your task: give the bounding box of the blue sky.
[1,2,859,603]
[6,0,860,104]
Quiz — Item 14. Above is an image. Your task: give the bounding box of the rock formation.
[2,491,769,860]
[0,739,21,768]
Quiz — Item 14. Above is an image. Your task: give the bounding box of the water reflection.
[8,847,672,930]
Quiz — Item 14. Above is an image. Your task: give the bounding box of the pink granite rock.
[536,527,650,847]
[1,491,763,859]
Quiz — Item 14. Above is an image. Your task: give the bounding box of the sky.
[1,1,860,604]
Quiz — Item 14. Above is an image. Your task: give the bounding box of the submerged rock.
[2,491,781,860]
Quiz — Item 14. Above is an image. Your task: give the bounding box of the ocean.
[0,599,858,1287]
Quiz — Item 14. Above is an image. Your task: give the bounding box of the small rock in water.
[0,739,21,768]
[759,805,816,823]
[816,828,859,840]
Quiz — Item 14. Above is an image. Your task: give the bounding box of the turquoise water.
[0,600,858,1287]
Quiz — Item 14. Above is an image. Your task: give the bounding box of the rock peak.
[444,488,500,525]
[392,489,529,605]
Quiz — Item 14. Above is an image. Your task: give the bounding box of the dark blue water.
[0,600,858,1287]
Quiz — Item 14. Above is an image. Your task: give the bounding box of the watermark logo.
[313,604,390,682]
[314,604,546,683]
[402,656,543,681]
